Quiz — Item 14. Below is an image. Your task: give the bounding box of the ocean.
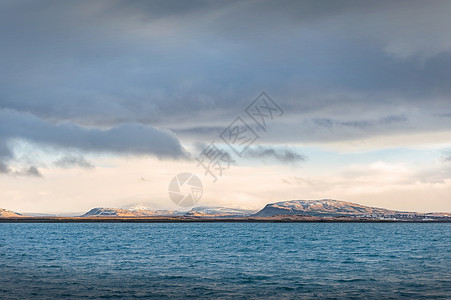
[0,223,450,299]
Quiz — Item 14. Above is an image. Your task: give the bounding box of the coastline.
[1,216,450,223]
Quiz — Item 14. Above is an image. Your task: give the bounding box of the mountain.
[1,202,450,221]
[254,199,406,217]
[185,206,256,217]
[77,201,451,221]
[82,206,255,217]
[82,207,178,217]
[0,208,23,217]
[254,199,451,221]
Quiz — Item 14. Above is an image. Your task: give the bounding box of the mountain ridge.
[254,199,401,217]
[82,206,256,217]
[82,207,178,217]
[253,199,451,220]
[2,199,450,220]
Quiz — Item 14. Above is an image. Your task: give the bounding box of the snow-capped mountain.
[0,208,23,217]
[254,199,403,217]
[82,207,179,217]
[81,206,255,217]
[184,206,256,217]
[2,201,450,220]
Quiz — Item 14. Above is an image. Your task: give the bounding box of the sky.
[1,0,451,214]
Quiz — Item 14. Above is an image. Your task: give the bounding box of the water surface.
[0,223,450,299]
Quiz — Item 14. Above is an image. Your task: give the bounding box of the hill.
[254,199,405,217]
[82,207,178,217]
[0,208,23,217]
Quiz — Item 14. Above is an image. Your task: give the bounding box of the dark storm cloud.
[0,0,451,152]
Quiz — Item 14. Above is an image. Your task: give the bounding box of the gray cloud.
[441,151,451,163]
[0,109,188,173]
[193,142,306,165]
[243,146,307,165]
[173,111,417,145]
[54,155,95,169]
[312,114,407,131]
[192,142,235,164]
[0,0,451,153]
[25,166,43,177]
[0,161,10,174]
[0,109,186,158]
[0,163,43,177]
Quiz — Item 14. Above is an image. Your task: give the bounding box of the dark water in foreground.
[0,223,450,299]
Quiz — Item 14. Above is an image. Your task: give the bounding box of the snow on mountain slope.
[82,207,178,217]
[185,206,256,217]
[254,199,402,217]
[0,208,23,217]
[82,206,256,217]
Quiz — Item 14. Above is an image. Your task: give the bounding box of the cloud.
[0,163,43,177]
[24,166,43,177]
[441,152,451,163]
[0,109,187,158]
[193,142,306,165]
[0,160,10,174]
[0,139,42,177]
[243,146,307,164]
[0,109,188,174]
[1,0,451,133]
[54,155,95,169]
[174,109,427,147]
[0,0,451,156]
[192,142,235,164]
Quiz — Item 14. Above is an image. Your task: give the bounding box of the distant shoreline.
[1,217,450,223]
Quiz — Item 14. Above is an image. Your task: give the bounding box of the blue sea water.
[0,223,450,299]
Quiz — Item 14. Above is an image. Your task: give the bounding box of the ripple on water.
[0,223,450,299]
